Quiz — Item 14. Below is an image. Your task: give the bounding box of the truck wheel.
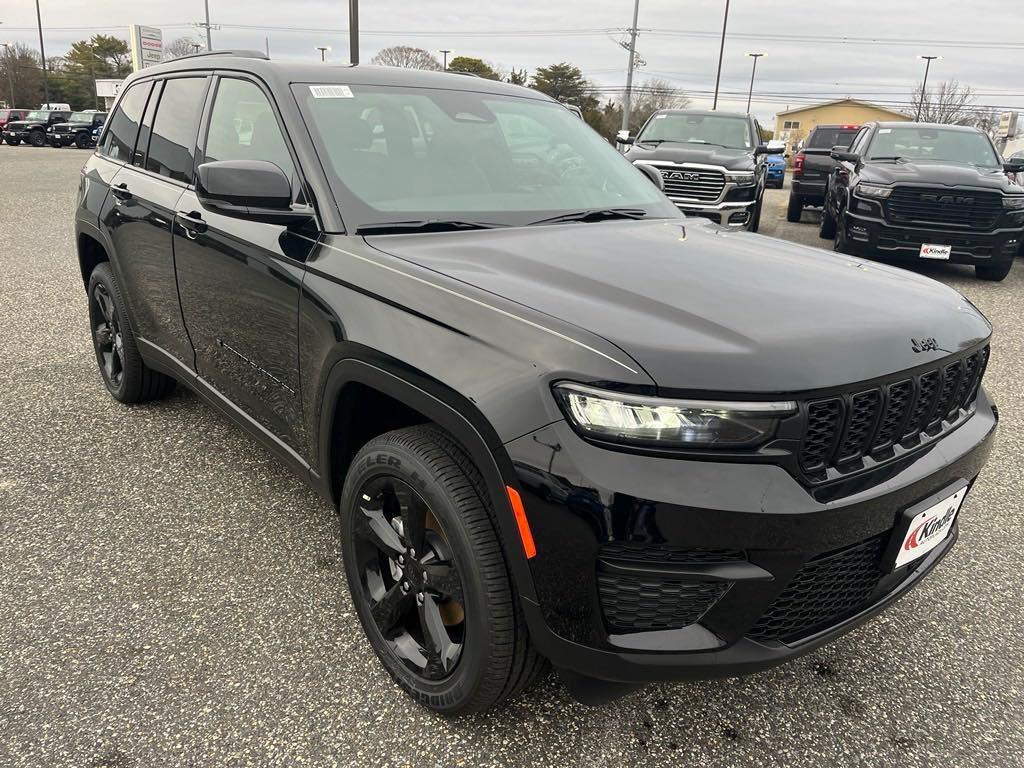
[340,425,545,715]
[975,261,1013,281]
[75,132,90,149]
[50,139,61,148]
[786,191,803,222]
[5,137,21,146]
[28,130,46,147]
[834,214,853,255]
[88,263,176,402]
[746,194,763,233]
[819,204,837,239]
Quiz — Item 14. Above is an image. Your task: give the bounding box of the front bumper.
[2,130,29,141]
[505,389,996,684]
[845,208,1023,264]
[48,132,76,146]
[672,198,755,227]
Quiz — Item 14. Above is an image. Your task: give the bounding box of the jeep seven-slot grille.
[653,165,726,202]
[885,187,1003,231]
[797,346,988,480]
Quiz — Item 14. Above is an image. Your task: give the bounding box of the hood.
[625,143,754,171]
[366,220,990,393]
[50,121,90,131]
[5,120,43,130]
[862,161,1015,193]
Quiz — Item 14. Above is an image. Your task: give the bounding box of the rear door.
[101,75,210,366]
[172,74,315,451]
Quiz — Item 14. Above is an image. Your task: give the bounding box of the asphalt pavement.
[1,146,1023,768]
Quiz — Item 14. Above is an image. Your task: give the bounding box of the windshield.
[295,83,678,230]
[69,112,93,123]
[808,128,859,149]
[865,126,1001,167]
[636,113,753,150]
[26,111,49,120]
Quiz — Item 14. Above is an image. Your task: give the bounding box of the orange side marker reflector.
[506,486,537,559]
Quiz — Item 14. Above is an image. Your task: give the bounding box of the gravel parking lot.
[1,146,1022,768]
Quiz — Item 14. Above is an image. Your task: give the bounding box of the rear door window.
[145,76,209,184]
[99,82,152,163]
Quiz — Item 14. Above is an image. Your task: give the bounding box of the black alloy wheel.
[28,130,46,147]
[75,132,89,149]
[90,282,125,393]
[351,475,466,680]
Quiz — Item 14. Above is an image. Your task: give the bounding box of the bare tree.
[628,78,690,132]
[912,79,977,124]
[164,37,202,60]
[370,46,442,71]
[968,108,1001,139]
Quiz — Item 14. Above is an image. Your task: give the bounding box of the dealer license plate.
[891,485,967,570]
[920,244,951,260]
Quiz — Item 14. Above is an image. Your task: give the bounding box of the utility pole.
[916,55,940,121]
[349,0,359,64]
[265,37,270,57]
[35,0,49,104]
[439,49,452,70]
[745,52,764,114]
[203,0,213,50]
[620,0,640,133]
[316,46,330,62]
[712,0,730,110]
[1,43,16,108]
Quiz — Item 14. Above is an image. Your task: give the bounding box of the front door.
[173,75,315,451]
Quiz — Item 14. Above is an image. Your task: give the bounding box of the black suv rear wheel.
[975,261,1013,281]
[339,425,544,715]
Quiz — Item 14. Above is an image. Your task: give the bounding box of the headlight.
[553,383,795,449]
[1003,196,1024,210]
[856,183,893,199]
[725,171,756,186]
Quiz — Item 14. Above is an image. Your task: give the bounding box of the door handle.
[111,183,132,204]
[177,210,208,238]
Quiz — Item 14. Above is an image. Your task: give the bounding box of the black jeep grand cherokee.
[822,122,1024,280]
[75,52,996,714]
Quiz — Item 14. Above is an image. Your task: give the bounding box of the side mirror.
[634,162,664,190]
[1004,160,1024,174]
[831,147,860,164]
[196,160,312,225]
[616,129,634,145]
[754,144,784,156]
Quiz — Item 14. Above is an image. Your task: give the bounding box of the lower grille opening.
[747,534,887,644]
[600,543,745,565]
[598,574,728,632]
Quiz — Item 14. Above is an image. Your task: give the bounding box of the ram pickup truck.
[787,124,860,221]
[822,121,1024,280]
[619,109,782,231]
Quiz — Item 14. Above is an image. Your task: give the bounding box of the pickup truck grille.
[652,165,726,202]
[884,187,1003,230]
[798,346,989,481]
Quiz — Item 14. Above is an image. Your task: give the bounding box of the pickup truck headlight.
[725,171,756,186]
[553,383,795,449]
[856,183,893,199]
[1003,196,1024,210]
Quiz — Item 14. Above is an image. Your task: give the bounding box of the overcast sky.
[2,0,1021,123]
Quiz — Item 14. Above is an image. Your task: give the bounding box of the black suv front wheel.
[339,425,544,715]
[28,130,46,147]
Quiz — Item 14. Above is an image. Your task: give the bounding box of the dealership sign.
[95,79,124,99]
[129,25,163,71]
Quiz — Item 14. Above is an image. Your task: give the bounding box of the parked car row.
[1,109,106,149]
[618,110,1024,281]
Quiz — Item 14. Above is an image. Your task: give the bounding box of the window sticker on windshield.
[878,128,892,133]
[310,85,354,99]
[654,114,667,119]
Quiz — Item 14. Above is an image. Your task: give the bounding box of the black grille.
[600,543,745,565]
[798,346,988,480]
[598,574,727,631]
[747,534,886,644]
[654,165,726,202]
[885,187,1003,230]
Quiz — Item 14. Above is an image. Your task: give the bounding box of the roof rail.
[447,70,483,78]
[167,49,270,62]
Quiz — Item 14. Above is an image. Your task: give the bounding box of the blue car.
[765,153,786,188]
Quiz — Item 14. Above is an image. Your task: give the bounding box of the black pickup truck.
[821,121,1024,280]
[787,124,861,221]
[620,109,781,231]
[2,109,72,146]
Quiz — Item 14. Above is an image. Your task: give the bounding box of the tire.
[50,140,61,148]
[5,137,20,146]
[87,263,176,403]
[75,133,89,149]
[975,261,1013,281]
[340,425,545,715]
[28,130,46,147]
[819,202,837,239]
[786,191,803,222]
[834,213,853,255]
[746,192,763,233]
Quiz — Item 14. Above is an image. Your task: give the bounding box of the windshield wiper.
[528,208,649,226]
[869,156,908,162]
[357,219,505,235]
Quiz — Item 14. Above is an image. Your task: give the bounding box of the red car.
[0,109,29,130]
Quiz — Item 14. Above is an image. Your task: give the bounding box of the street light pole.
[916,55,940,121]
[439,49,452,70]
[316,46,330,62]
[35,0,49,104]
[745,52,764,114]
[1,43,16,108]
[349,0,359,65]
[620,0,640,133]
[203,0,213,51]
[712,0,730,110]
